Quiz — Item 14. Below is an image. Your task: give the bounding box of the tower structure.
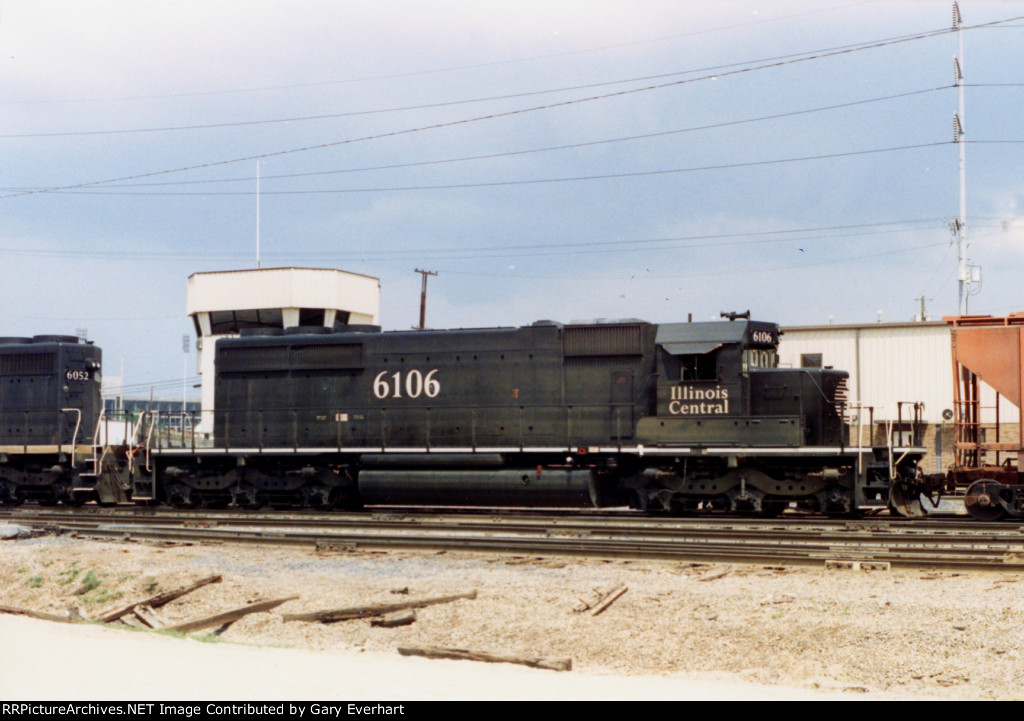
[186,267,381,434]
[953,1,980,312]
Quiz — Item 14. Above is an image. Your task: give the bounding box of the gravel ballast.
[2,534,1022,700]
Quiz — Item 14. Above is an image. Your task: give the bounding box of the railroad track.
[4,507,1024,571]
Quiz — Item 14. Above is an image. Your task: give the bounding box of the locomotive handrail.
[795,369,835,403]
[91,408,107,477]
[891,401,925,474]
[846,402,924,481]
[884,415,895,479]
[144,411,157,472]
[845,402,874,479]
[91,407,104,447]
[60,407,81,465]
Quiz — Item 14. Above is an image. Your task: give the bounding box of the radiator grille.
[0,352,55,376]
[219,343,364,372]
[833,376,849,418]
[563,324,644,357]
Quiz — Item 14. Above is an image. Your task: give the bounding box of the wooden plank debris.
[371,610,416,627]
[573,583,626,614]
[119,614,149,630]
[590,585,628,617]
[164,596,298,634]
[574,588,606,613]
[133,604,171,629]
[210,622,235,637]
[398,646,572,672]
[97,574,223,623]
[0,604,78,623]
[282,590,477,624]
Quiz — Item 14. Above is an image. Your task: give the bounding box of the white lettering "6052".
[373,369,440,399]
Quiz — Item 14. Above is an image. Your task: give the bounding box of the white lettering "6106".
[373,369,441,399]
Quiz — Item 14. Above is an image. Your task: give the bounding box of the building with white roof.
[187,267,380,434]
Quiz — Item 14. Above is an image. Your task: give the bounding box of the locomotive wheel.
[301,484,338,511]
[965,480,1007,521]
[44,480,75,507]
[63,493,87,507]
[889,480,926,518]
[167,483,200,509]
[230,483,263,510]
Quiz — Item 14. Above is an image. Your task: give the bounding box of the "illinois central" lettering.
[668,385,729,415]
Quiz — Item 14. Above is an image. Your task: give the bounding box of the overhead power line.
[18,86,945,189]
[0,218,946,262]
[45,142,954,196]
[1,27,956,138]
[9,17,1021,202]
[435,241,951,281]
[110,377,202,394]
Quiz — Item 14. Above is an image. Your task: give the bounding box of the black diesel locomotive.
[0,335,115,506]
[1,315,925,515]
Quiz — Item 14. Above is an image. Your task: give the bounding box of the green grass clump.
[57,567,81,585]
[81,587,124,606]
[78,569,102,593]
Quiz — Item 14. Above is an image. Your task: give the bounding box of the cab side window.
[681,352,718,381]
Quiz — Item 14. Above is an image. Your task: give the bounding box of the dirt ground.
[2,530,1024,700]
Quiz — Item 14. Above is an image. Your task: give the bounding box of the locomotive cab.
[642,320,790,445]
[631,318,863,515]
[639,319,847,448]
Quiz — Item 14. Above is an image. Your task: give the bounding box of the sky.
[1,1,1022,399]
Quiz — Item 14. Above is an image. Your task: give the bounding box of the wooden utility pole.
[415,269,437,329]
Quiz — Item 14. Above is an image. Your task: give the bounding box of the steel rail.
[3,506,1022,539]
[5,508,1024,571]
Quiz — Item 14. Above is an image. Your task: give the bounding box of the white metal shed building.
[777,319,1017,473]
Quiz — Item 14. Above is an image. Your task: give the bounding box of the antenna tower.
[953,2,981,313]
